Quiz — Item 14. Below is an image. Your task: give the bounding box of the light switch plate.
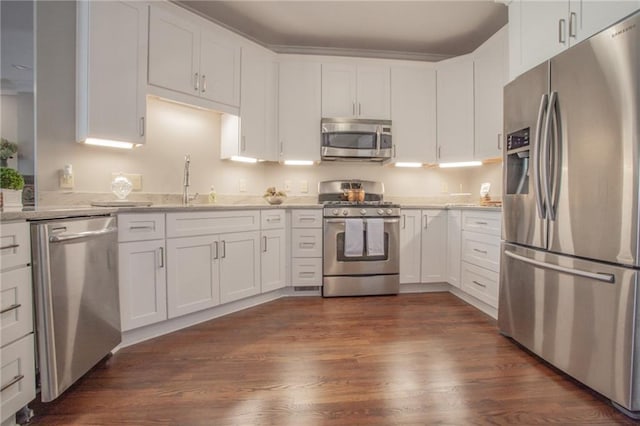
[284,180,292,192]
[59,172,74,190]
[300,180,308,193]
[112,173,142,191]
[239,179,247,192]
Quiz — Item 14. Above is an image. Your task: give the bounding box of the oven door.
[323,217,399,276]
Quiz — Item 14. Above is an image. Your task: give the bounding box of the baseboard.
[448,287,498,319]
[400,282,451,293]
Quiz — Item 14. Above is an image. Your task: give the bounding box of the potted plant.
[1,167,25,211]
[0,138,18,168]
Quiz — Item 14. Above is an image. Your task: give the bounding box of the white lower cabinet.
[261,228,286,293]
[399,209,447,284]
[119,240,167,331]
[290,209,323,287]
[1,334,36,424]
[446,210,462,288]
[219,231,261,303]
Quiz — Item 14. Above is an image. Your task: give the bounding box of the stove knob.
[377,209,384,215]
[360,209,367,215]
[342,209,349,216]
[386,209,393,215]
[332,209,339,216]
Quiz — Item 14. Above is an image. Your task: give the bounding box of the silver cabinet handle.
[300,242,315,248]
[472,280,487,288]
[129,225,154,231]
[438,146,442,159]
[299,217,316,222]
[423,215,428,229]
[0,303,21,315]
[266,217,281,223]
[50,227,117,243]
[213,241,219,260]
[533,93,549,220]
[0,243,19,250]
[352,102,356,116]
[158,247,164,268]
[358,103,362,116]
[497,133,502,150]
[473,248,488,254]
[263,236,268,252]
[140,116,145,137]
[221,240,226,259]
[505,250,615,283]
[241,136,246,152]
[393,144,397,158]
[299,272,315,277]
[569,12,577,38]
[558,18,567,44]
[201,74,207,93]
[474,221,488,225]
[1,375,24,392]
[280,142,284,156]
[402,214,406,229]
[194,72,199,91]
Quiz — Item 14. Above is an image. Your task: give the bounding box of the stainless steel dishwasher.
[31,215,120,402]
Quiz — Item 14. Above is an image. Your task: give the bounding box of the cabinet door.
[474,27,507,160]
[446,210,462,288]
[400,210,422,284]
[279,61,322,161]
[119,240,167,331]
[220,231,261,303]
[0,268,33,347]
[321,63,357,117]
[148,5,200,96]
[420,210,447,283]
[520,1,569,72]
[199,27,241,107]
[239,47,267,159]
[356,65,391,119]
[166,235,220,318]
[572,1,640,44]
[79,1,147,145]
[436,56,474,163]
[261,229,286,293]
[391,67,437,163]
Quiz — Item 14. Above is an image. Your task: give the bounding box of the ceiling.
[176,1,508,61]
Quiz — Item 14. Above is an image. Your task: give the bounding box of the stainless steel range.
[320,180,400,297]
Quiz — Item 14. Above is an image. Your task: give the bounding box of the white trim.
[449,287,498,319]
[399,282,450,294]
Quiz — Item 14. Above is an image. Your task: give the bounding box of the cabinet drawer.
[462,211,502,236]
[0,268,33,347]
[167,210,260,238]
[461,262,499,308]
[291,210,323,228]
[291,258,322,286]
[261,210,285,230]
[461,231,501,273]
[118,214,166,242]
[0,222,31,271]
[291,228,323,257]
[1,334,36,423]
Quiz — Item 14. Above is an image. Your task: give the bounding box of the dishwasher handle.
[49,227,117,243]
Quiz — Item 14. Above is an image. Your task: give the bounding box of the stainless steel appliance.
[31,216,121,402]
[499,11,640,418]
[320,180,400,297]
[321,118,392,162]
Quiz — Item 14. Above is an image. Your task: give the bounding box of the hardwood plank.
[29,293,637,425]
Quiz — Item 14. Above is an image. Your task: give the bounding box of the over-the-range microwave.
[321,118,392,162]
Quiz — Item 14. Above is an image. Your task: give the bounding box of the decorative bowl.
[264,195,285,205]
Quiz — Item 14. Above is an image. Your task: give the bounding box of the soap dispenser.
[208,186,217,204]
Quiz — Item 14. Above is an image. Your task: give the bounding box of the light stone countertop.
[1,202,500,222]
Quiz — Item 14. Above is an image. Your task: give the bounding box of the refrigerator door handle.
[505,250,615,283]
[542,91,559,221]
[533,93,549,219]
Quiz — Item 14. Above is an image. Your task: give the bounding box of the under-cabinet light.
[84,138,137,149]
[284,160,314,166]
[438,161,482,168]
[230,155,258,163]
[394,162,422,168]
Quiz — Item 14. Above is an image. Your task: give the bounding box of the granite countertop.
[1,202,500,222]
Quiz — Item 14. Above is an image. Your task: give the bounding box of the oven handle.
[324,218,400,224]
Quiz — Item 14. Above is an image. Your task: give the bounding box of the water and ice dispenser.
[505,128,531,195]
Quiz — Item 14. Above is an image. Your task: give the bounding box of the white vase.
[1,189,23,211]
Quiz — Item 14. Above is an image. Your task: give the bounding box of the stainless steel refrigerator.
[499,11,640,417]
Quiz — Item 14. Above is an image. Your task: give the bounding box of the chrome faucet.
[182,154,198,205]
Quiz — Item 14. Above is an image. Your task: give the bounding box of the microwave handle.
[376,126,381,154]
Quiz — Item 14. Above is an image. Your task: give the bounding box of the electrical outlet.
[59,172,74,190]
[112,173,142,191]
[440,183,448,193]
[284,180,292,192]
[239,179,247,192]
[300,180,308,193]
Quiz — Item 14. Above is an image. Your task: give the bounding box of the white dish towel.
[367,219,385,256]
[344,219,364,257]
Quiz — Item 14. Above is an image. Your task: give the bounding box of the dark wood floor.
[31,293,636,425]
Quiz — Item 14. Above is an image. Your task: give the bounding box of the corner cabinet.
[436,55,474,163]
[148,3,241,109]
[278,60,322,162]
[321,63,390,119]
[76,1,147,146]
[390,66,437,164]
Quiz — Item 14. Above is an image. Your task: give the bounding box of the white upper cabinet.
[510,0,639,79]
[321,63,390,119]
[391,66,437,164]
[278,60,322,162]
[76,1,147,146]
[473,26,508,161]
[436,55,474,163]
[148,4,240,109]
